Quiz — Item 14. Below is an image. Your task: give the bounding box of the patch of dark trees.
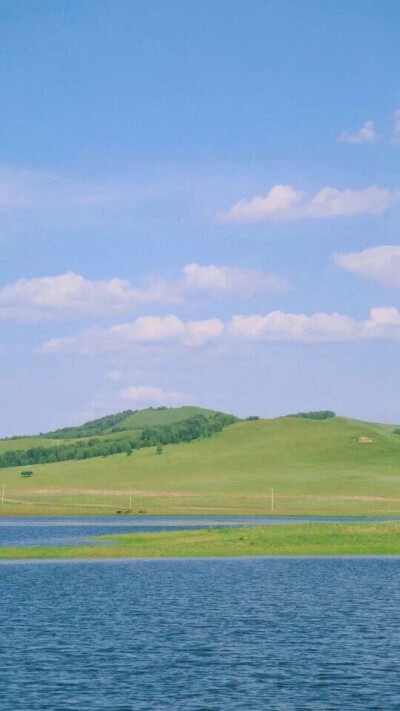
[0,413,237,469]
[286,410,336,420]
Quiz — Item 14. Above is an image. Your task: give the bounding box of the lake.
[1,557,400,710]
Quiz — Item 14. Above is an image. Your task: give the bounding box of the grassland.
[119,406,217,430]
[0,437,67,452]
[1,522,400,559]
[1,415,400,516]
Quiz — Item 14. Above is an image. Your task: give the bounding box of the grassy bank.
[2,522,400,560]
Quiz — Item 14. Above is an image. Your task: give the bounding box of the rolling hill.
[0,407,236,469]
[37,405,219,439]
[1,411,400,516]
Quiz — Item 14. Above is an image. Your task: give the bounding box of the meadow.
[0,414,400,516]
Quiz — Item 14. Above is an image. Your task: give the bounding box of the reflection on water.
[1,557,399,710]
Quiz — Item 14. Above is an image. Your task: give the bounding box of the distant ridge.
[39,405,221,440]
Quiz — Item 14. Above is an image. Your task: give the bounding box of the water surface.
[1,557,399,710]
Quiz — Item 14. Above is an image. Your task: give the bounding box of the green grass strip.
[2,522,400,560]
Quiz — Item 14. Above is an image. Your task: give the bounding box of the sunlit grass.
[2,522,400,559]
[1,417,400,516]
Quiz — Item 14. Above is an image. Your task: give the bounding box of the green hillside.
[0,437,68,452]
[37,405,220,439]
[118,406,218,430]
[1,415,400,516]
[0,408,236,469]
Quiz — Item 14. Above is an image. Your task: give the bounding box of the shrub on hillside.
[287,410,336,420]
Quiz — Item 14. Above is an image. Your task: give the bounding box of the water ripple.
[1,558,400,709]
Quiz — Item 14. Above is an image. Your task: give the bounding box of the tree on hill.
[124,442,133,456]
[287,410,335,420]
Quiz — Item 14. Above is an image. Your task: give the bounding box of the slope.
[1,415,400,516]
[118,406,219,430]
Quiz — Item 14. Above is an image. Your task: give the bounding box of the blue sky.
[1,0,400,435]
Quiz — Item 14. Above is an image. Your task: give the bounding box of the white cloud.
[338,121,376,144]
[182,263,290,296]
[39,315,225,354]
[218,185,400,224]
[118,385,183,405]
[217,185,304,224]
[0,263,289,322]
[303,187,394,218]
[183,318,225,346]
[39,307,400,355]
[0,272,170,322]
[228,307,400,342]
[228,311,357,342]
[334,246,400,288]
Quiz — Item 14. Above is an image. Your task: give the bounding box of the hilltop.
[1,410,400,516]
[36,405,220,439]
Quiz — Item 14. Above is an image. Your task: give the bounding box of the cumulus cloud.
[118,385,183,405]
[218,185,304,224]
[227,312,356,342]
[39,315,225,354]
[338,121,376,144]
[218,185,400,224]
[39,307,400,354]
[182,263,290,296]
[0,272,169,322]
[334,246,400,288]
[0,264,289,322]
[227,309,400,342]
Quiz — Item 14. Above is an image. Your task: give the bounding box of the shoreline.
[1,521,400,560]
[2,554,400,565]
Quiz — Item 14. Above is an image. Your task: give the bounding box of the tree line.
[286,410,336,420]
[0,413,237,469]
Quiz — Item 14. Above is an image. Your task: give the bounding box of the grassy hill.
[118,406,218,430]
[0,437,66,452]
[1,414,400,516]
[0,406,233,468]
[37,405,219,439]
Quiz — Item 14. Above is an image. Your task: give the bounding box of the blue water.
[0,515,391,547]
[1,557,400,710]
